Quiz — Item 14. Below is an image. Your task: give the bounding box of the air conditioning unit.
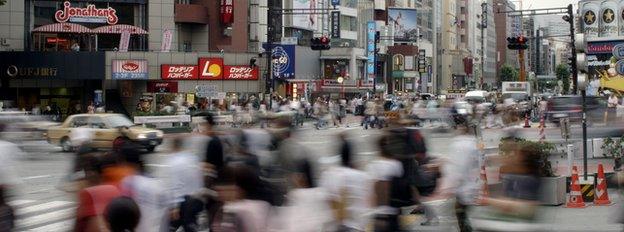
[0,38,9,46]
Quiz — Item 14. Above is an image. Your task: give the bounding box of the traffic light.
[507,36,529,50]
[311,36,331,50]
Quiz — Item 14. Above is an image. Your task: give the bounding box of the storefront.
[29,0,148,52]
[0,51,105,116]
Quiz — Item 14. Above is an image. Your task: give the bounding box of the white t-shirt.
[165,151,204,205]
[121,175,170,232]
[223,200,271,232]
[280,188,332,232]
[442,135,480,205]
[366,158,403,214]
[319,166,372,231]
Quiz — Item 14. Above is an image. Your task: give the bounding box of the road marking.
[146,164,170,168]
[300,141,328,145]
[27,188,55,194]
[17,201,75,216]
[27,219,73,232]
[21,175,52,180]
[15,207,76,229]
[8,200,35,207]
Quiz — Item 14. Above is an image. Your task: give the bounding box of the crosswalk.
[9,199,76,232]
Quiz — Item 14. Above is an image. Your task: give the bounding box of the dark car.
[546,96,607,124]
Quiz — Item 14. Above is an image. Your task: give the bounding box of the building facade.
[0,0,265,116]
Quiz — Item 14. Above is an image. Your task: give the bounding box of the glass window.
[340,16,357,31]
[324,60,349,79]
[393,55,404,71]
[89,117,107,129]
[106,115,134,128]
[70,116,88,127]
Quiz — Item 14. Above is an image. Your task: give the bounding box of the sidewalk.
[400,190,623,231]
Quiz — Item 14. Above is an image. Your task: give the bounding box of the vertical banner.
[161,29,172,52]
[600,1,618,37]
[94,90,103,106]
[119,30,130,52]
[583,2,600,38]
[367,21,376,82]
[331,11,341,38]
[220,0,234,25]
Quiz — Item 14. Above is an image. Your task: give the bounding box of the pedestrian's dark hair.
[204,113,216,126]
[171,136,185,151]
[105,196,141,232]
[232,165,262,199]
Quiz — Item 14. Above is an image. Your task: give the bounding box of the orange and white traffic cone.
[477,165,489,205]
[594,163,612,205]
[566,166,586,208]
[523,113,531,128]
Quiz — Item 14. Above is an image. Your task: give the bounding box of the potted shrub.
[499,137,566,205]
[601,137,623,171]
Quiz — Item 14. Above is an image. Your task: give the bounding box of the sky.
[520,0,579,10]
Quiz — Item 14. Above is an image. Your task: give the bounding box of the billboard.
[388,8,418,41]
[264,44,296,79]
[600,0,618,37]
[161,65,198,80]
[112,59,148,80]
[586,40,624,95]
[223,66,259,80]
[198,58,224,80]
[582,1,600,38]
[291,0,318,31]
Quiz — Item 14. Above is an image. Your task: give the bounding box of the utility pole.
[566,4,578,94]
[535,29,540,75]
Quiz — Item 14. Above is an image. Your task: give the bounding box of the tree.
[500,64,519,82]
[556,63,571,94]
[0,0,5,6]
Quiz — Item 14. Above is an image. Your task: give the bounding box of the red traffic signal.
[311,36,331,50]
[507,36,529,50]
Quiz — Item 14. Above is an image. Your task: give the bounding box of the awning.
[92,24,148,35]
[32,23,92,33]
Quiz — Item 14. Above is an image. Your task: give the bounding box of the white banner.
[119,30,130,52]
[161,29,172,52]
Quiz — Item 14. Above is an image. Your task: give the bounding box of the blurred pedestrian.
[608,94,619,124]
[166,137,204,232]
[280,159,331,232]
[441,120,480,232]
[368,135,404,231]
[320,132,372,232]
[485,140,542,221]
[212,165,271,232]
[74,152,122,232]
[105,196,141,232]
[120,146,170,232]
[0,185,14,232]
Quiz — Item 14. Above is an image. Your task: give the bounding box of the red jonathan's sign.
[147,81,178,93]
[161,65,198,80]
[223,66,258,80]
[220,0,234,25]
[198,58,224,79]
[55,1,118,25]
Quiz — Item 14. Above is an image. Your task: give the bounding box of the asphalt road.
[3,122,619,231]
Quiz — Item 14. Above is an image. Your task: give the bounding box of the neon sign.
[55,1,118,25]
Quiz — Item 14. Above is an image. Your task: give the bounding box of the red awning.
[92,24,148,35]
[32,23,92,33]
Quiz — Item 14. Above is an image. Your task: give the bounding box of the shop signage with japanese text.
[147,81,178,93]
[331,11,341,38]
[223,66,258,80]
[220,0,234,25]
[161,65,198,80]
[198,58,224,79]
[112,59,148,80]
[55,1,118,25]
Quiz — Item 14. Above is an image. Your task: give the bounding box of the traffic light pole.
[519,49,526,81]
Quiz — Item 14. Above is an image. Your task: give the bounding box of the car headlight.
[156,131,164,137]
[137,134,147,139]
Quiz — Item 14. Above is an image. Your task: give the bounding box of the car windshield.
[106,115,134,128]
[502,93,528,101]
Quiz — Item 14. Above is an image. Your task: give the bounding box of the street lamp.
[337,75,345,99]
